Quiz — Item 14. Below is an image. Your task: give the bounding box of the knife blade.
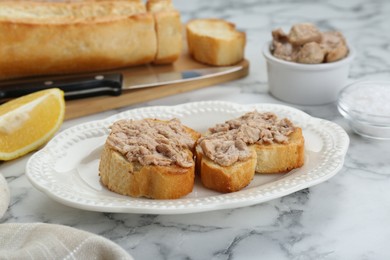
[0,66,242,101]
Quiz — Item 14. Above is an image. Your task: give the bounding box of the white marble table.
[2,0,390,259]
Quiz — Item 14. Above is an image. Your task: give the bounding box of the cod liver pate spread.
[106,118,196,168]
[198,111,295,167]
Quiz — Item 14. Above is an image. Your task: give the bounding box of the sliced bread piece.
[196,145,256,193]
[253,127,305,173]
[147,0,182,64]
[99,118,200,199]
[196,111,305,193]
[100,145,196,200]
[186,18,246,66]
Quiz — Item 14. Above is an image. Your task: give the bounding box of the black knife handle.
[0,73,123,101]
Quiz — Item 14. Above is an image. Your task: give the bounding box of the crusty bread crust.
[0,15,156,79]
[99,119,200,199]
[150,10,182,64]
[0,0,181,79]
[186,18,246,66]
[100,146,195,199]
[147,0,182,64]
[196,126,305,193]
[254,127,305,174]
[100,117,304,197]
[196,146,256,193]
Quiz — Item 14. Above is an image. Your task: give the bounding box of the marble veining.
[2,0,390,259]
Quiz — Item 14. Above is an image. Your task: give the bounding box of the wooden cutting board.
[64,54,249,120]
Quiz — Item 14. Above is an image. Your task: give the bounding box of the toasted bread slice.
[99,119,200,199]
[147,0,182,64]
[196,112,305,193]
[196,146,256,193]
[186,18,246,66]
[100,146,196,199]
[253,127,305,173]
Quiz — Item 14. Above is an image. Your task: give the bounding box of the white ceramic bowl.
[262,42,355,105]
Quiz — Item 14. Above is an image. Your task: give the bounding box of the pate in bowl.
[263,23,355,105]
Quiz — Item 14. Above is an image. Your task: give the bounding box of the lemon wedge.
[0,88,65,161]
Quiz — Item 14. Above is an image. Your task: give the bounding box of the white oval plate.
[26,101,349,214]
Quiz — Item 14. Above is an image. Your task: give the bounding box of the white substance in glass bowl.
[338,81,390,139]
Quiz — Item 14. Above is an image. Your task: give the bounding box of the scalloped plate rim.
[26,101,349,214]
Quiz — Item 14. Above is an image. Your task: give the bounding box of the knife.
[0,66,242,101]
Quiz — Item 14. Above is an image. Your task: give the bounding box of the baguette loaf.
[0,0,181,79]
[99,118,200,199]
[186,18,246,66]
[196,111,305,193]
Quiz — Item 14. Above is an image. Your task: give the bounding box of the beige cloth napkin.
[0,223,133,260]
[0,173,132,259]
[0,173,10,220]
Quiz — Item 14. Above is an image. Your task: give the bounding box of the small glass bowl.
[337,80,390,139]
